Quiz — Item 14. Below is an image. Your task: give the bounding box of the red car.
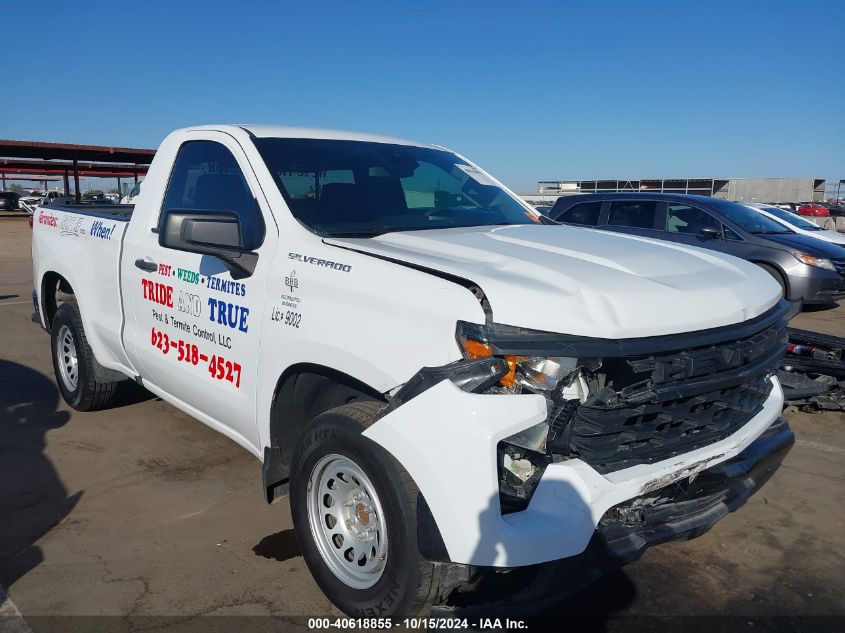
[797,203,830,217]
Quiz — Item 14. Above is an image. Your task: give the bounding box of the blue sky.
[2,0,843,192]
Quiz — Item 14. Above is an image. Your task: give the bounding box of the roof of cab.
[182,124,437,149]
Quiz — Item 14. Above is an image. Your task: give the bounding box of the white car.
[20,190,71,212]
[746,203,845,246]
[18,190,46,211]
[31,125,794,617]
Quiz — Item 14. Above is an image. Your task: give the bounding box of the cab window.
[161,140,265,249]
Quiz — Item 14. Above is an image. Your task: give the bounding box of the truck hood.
[326,224,781,339]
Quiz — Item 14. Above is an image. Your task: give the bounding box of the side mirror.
[699,226,722,239]
[158,210,258,279]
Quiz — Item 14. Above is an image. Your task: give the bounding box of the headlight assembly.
[455,321,605,514]
[456,321,601,399]
[793,252,836,272]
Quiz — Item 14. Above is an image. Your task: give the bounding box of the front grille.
[548,316,787,474]
[832,258,845,276]
[565,376,772,473]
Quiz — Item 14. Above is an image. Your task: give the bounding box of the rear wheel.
[290,402,439,617]
[51,302,119,410]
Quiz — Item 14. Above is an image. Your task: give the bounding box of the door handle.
[134,258,158,272]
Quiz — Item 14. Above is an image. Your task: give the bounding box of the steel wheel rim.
[306,453,388,589]
[56,325,79,391]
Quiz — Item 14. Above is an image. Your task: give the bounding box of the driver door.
[122,132,276,451]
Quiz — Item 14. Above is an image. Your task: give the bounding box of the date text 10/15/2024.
[307,618,528,630]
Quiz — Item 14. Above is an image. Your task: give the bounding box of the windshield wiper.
[752,230,792,235]
[324,216,559,237]
[322,226,401,238]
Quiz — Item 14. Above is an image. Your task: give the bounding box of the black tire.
[50,302,119,411]
[756,263,787,299]
[290,401,439,618]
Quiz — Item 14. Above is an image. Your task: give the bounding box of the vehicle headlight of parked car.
[794,252,838,272]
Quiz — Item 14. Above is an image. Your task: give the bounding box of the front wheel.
[290,402,439,617]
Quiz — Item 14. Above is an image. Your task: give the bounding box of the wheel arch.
[40,270,75,330]
[262,363,386,501]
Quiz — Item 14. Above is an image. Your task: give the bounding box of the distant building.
[523,177,826,205]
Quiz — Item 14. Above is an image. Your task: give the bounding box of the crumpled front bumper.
[432,415,794,616]
[363,375,785,568]
[597,415,793,562]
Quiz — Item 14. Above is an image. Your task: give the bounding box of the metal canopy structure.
[0,139,154,164]
[0,159,150,177]
[0,139,155,202]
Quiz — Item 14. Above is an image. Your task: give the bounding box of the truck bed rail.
[43,203,134,220]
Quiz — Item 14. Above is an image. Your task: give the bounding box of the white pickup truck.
[32,125,795,617]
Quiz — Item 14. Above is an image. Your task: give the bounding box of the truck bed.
[32,203,134,377]
[45,203,134,221]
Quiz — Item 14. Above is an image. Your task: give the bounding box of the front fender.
[363,380,547,565]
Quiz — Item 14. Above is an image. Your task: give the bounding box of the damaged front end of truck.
[373,299,795,614]
[431,416,794,617]
[460,299,791,515]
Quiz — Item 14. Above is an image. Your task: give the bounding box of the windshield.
[707,198,793,234]
[757,205,823,230]
[254,138,539,237]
